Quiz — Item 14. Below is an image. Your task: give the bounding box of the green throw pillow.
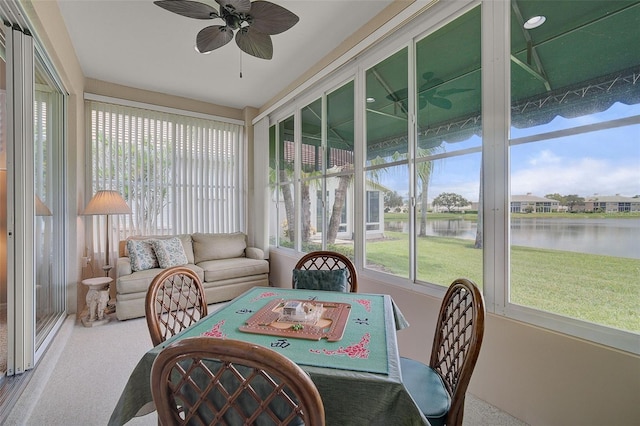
[292,269,348,292]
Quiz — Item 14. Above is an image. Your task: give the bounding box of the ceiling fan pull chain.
[239,51,243,78]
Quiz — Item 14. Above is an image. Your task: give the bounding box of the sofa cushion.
[292,269,348,292]
[197,257,269,282]
[127,239,159,272]
[192,232,247,263]
[152,237,188,268]
[117,264,205,295]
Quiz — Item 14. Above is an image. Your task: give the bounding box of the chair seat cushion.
[400,356,451,426]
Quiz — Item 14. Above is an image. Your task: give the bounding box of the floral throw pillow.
[292,269,348,292]
[152,237,189,269]
[127,239,159,272]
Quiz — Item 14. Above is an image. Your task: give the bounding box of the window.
[264,0,639,353]
[509,0,640,336]
[414,6,482,287]
[270,115,295,248]
[89,100,245,245]
[270,81,355,255]
[364,47,410,277]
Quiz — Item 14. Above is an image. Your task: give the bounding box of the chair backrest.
[430,278,485,426]
[151,337,326,426]
[292,250,358,292]
[145,266,208,346]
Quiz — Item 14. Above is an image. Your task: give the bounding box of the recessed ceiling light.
[366,97,376,103]
[524,15,546,30]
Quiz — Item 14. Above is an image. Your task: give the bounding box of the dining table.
[108,286,429,426]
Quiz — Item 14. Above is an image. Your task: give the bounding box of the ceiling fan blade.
[428,96,453,109]
[196,25,234,53]
[236,27,273,59]
[154,0,219,19]
[216,0,251,15]
[386,88,408,102]
[248,1,299,35]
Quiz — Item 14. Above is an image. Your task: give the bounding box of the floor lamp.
[82,190,132,277]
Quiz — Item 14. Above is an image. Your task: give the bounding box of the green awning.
[312,1,640,159]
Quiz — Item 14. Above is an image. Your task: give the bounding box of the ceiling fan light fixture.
[524,15,546,29]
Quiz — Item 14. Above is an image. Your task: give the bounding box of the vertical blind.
[87,99,245,247]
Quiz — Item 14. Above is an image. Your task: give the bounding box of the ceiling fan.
[154,0,299,60]
[386,72,473,111]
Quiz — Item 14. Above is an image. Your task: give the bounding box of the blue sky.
[385,102,640,203]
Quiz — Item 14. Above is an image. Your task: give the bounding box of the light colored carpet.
[5,309,527,426]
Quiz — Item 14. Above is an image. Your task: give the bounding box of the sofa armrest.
[245,247,265,260]
[117,257,132,277]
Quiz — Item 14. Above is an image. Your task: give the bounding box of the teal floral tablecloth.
[108,287,428,426]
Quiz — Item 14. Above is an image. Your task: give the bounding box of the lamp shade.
[83,190,132,215]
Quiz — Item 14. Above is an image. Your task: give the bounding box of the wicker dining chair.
[145,266,208,346]
[400,278,485,426]
[292,250,358,293]
[151,337,326,426]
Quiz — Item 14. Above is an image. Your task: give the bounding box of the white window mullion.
[481,0,510,315]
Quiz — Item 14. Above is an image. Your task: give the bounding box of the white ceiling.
[57,0,394,110]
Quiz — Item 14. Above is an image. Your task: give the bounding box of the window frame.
[264,0,639,354]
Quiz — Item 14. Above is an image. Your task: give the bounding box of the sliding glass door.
[0,5,67,383]
[0,21,7,379]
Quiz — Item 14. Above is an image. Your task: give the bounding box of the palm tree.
[326,165,353,244]
[416,145,442,236]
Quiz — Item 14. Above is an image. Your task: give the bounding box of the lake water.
[385,217,640,259]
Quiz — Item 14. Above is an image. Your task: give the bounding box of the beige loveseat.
[115,232,269,320]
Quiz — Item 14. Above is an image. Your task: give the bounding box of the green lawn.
[364,232,640,333]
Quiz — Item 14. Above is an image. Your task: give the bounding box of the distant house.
[584,194,640,213]
[511,193,559,213]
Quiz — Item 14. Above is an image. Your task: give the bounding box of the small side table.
[81,277,113,327]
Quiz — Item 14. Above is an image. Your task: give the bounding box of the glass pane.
[364,165,410,278]
[268,125,277,246]
[365,48,409,276]
[365,48,408,164]
[302,177,323,253]
[278,116,294,182]
[509,0,640,333]
[301,98,322,174]
[324,81,355,257]
[277,116,296,249]
[511,1,640,137]
[325,175,353,258]
[414,6,483,288]
[327,81,354,172]
[416,152,483,286]
[276,183,295,248]
[416,6,482,154]
[34,54,65,347]
[298,176,314,247]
